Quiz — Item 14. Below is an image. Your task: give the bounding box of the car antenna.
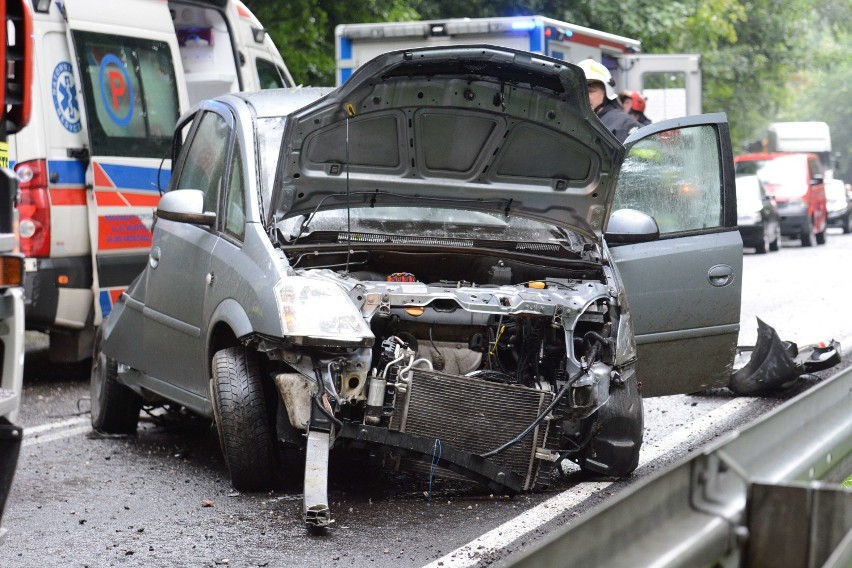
[344,111,352,274]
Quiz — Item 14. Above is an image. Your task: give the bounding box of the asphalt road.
[4,227,852,568]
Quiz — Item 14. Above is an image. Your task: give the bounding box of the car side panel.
[610,230,742,396]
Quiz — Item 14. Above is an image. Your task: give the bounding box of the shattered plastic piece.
[729,318,841,396]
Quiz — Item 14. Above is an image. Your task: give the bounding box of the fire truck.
[0,0,31,545]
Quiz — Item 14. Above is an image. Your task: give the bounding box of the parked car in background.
[735,174,780,253]
[90,46,742,530]
[734,152,828,247]
[825,179,852,234]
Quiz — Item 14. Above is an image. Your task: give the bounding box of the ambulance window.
[174,112,229,214]
[73,31,180,159]
[256,58,286,89]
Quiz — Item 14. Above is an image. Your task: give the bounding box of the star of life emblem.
[52,62,81,133]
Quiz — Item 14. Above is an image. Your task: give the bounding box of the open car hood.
[270,46,624,236]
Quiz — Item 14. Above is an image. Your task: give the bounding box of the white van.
[12,0,295,361]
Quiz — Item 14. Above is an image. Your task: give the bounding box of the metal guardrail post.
[503,365,852,567]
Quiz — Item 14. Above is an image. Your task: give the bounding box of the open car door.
[607,113,742,397]
[62,0,189,324]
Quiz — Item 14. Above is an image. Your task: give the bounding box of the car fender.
[207,298,254,343]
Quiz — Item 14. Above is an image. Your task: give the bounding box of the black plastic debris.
[729,318,841,396]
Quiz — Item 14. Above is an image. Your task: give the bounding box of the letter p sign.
[108,71,126,111]
[98,54,135,127]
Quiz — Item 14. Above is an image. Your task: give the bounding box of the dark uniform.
[595,101,642,144]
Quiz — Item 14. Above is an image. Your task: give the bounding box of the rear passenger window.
[612,125,723,235]
[73,31,180,159]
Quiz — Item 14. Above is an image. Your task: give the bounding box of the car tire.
[211,346,277,492]
[769,227,780,252]
[577,374,643,477]
[841,212,852,234]
[754,232,768,254]
[90,330,142,435]
[800,218,816,247]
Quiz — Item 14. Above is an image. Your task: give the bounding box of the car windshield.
[736,155,806,198]
[277,206,591,250]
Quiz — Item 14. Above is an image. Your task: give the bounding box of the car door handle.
[708,264,734,287]
[149,246,161,269]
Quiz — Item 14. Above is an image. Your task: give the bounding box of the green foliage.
[243,0,851,159]
[243,0,418,85]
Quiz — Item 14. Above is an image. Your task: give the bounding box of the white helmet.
[577,59,617,100]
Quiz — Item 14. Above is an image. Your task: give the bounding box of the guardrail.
[504,365,852,567]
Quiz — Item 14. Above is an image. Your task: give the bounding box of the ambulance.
[12,0,295,361]
[336,16,703,121]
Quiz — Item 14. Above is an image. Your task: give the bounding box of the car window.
[256,58,286,89]
[224,139,245,240]
[73,31,180,159]
[612,125,722,235]
[174,112,230,213]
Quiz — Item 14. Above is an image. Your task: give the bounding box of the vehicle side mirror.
[605,208,660,245]
[810,173,824,186]
[156,189,216,227]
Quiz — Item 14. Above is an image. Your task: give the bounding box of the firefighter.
[619,90,652,126]
[577,59,641,143]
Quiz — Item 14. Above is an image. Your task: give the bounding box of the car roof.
[231,87,334,119]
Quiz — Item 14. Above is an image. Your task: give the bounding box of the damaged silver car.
[92,46,742,529]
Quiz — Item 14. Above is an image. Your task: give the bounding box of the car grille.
[389,368,555,490]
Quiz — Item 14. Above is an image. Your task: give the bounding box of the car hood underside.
[270,45,624,237]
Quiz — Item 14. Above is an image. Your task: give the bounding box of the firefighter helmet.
[577,58,617,100]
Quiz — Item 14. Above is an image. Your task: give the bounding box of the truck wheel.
[90,335,142,435]
[800,218,816,247]
[577,374,643,477]
[211,346,277,491]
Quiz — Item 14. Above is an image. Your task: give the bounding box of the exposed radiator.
[390,368,554,491]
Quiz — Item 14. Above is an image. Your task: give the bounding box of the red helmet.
[627,91,646,113]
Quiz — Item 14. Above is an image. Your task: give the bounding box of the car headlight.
[615,297,637,365]
[274,277,374,346]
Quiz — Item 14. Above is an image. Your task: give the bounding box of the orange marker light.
[404,307,425,317]
[528,281,546,289]
[57,274,69,286]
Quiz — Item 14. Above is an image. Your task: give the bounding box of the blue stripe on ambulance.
[99,163,172,191]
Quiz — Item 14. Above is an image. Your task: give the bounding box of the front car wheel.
[210,346,278,491]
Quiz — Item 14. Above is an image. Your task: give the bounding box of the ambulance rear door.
[62,0,189,324]
[622,54,702,121]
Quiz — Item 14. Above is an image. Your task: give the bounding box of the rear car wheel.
[577,375,643,477]
[90,331,142,435]
[842,212,852,234]
[800,218,816,247]
[211,346,277,491]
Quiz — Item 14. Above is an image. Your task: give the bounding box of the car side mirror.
[605,208,660,245]
[157,189,216,227]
